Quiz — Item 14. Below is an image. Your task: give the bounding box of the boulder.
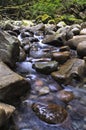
[0,62,30,103]
[80,28,86,35]
[0,102,15,127]
[77,41,86,57]
[65,35,86,49]
[51,58,85,84]
[32,102,68,124]
[52,51,70,64]
[33,61,58,74]
[42,34,64,47]
[0,31,20,67]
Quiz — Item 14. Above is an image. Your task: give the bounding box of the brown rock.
[57,90,74,103]
[32,102,68,124]
[52,51,70,64]
[0,102,15,127]
[77,41,86,57]
[0,62,30,103]
[65,35,86,49]
[51,58,85,84]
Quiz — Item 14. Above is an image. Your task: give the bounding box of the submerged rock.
[57,90,74,103]
[32,102,68,124]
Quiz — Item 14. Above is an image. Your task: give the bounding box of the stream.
[10,32,86,130]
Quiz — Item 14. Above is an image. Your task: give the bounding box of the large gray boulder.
[0,62,30,103]
[0,31,20,67]
[65,35,86,49]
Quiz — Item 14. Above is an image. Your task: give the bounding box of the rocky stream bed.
[0,20,86,130]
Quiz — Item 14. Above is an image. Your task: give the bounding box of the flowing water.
[11,33,86,130]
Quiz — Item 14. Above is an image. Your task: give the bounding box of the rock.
[71,27,80,35]
[32,102,68,124]
[38,86,50,95]
[0,109,6,127]
[52,51,70,64]
[65,35,86,49]
[56,26,74,41]
[42,34,64,47]
[0,31,20,67]
[57,90,74,103]
[0,102,15,118]
[19,47,26,62]
[0,62,30,103]
[22,20,34,27]
[33,61,58,74]
[0,102,15,127]
[80,28,86,35]
[51,58,85,84]
[59,46,70,52]
[57,21,66,28]
[77,41,86,57]
[28,23,45,33]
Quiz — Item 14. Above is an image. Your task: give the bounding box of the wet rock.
[33,61,58,74]
[57,90,74,103]
[52,51,70,64]
[38,86,50,95]
[32,102,68,124]
[49,83,61,92]
[80,28,86,35]
[65,35,86,49]
[20,37,31,47]
[0,31,20,67]
[19,47,26,62]
[0,62,30,103]
[42,34,64,47]
[77,41,86,57]
[51,58,85,84]
[59,46,70,52]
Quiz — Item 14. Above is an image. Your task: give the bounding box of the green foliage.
[0,0,85,22]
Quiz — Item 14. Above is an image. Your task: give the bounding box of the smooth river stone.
[57,90,74,103]
[32,102,68,124]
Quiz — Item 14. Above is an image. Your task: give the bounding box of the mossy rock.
[48,19,55,24]
[22,20,34,26]
[54,17,63,24]
[62,14,83,24]
[36,15,42,23]
[41,14,52,24]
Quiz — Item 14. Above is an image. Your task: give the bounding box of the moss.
[61,14,83,24]
[48,19,55,24]
[41,14,52,24]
